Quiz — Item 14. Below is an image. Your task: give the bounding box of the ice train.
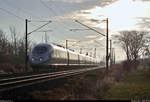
[29,43,99,68]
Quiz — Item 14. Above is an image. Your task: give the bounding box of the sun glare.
[78,0,150,32]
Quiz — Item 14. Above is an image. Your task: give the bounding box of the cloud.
[59,0,84,3]
[136,17,150,29]
[86,35,98,39]
[57,38,107,60]
[85,34,105,41]
[58,37,105,51]
[133,0,150,2]
[78,11,91,14]
[73,0,150,33]
[42,0,118,4]
[42,0,85,3]
[54,0,118,22]
[98,0,118,7]
[89,19,102,24]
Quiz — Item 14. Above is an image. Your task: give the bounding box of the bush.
[0,63,15,73]
[0,63,32,74]
[122,60,132,72]
[15,64,26,72]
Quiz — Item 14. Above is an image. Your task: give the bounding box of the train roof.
[35,43,96,59]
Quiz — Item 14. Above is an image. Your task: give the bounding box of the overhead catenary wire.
[40,0,67,30]
[0,7,54,47]
[0,1,58,46]
[75,20,106,36]
[69,19,106,50]
[40,0,80,34]
[39,0,58,17]
[39,0,70,28]
[70,29,90,31]
[48,1,74,29]
[28,21,52,35]
[94,40,105,48]
[1,0,39,19]
[39,0,72,44]
[67,3,107,51]
[44,3,104,54]
[28,20,52,22]
[39,0,60,32]
[0,7,45,29]
[0,7,24,21]
[39,0,107,59]
[1,0,106,55]
[0,0,54,31]
[67,40,81,49]
[40,0,100,47]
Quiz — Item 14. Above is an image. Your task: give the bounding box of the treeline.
[0,27,35,73]
[114,30,150,61]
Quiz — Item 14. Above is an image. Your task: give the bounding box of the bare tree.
[114,30,149,61]
[9,26,18,56]
[17,38,25,57]
[0,29,9,55]
[0,27,36,67]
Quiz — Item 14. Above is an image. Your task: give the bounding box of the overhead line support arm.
[75,20,106,36]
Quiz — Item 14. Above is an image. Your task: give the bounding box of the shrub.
[0,63,32,73]
[122,60,132,72]
[15,64,26,72]
[0,63,15,73]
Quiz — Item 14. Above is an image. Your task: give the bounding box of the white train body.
[29,43,98,67]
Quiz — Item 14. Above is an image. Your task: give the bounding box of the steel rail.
[0,66,104,92]
[1,68,95,92]
[0,65,98,82]
[0,70,72,82]
[0,69,80,86]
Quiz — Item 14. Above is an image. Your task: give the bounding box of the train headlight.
[40,58,42,61]
[32,58,34,61]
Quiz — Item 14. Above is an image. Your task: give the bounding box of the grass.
[101,66,150,100]
[28,64,124,100]
[26,68,106,100]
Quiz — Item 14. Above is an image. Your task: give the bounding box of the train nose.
[30,56,44,64]
[39,58,42,61]
[31,58,35,61]
[31,57,43,61]
[29,44,52,66]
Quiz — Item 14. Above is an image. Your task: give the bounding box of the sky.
[0,0,150,62]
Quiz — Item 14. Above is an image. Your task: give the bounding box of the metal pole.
[45,31,47,43]
[42,35,44,43]
[106,18,109,70]
[66,40,69,65]
[25,19,28,71]
[80,48,82,54]
[112,48,114,64]
[94,48,96,58]
[66,40,68,49]
[110,40,112,66]
[114,48,115,64]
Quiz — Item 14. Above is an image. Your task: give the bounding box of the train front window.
[33,46,48,55]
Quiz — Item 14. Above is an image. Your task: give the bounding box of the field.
[10,61,150,100]
[101,65,150,100]
[25,63,126,100]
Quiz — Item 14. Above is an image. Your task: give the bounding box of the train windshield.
[32,46,48,55]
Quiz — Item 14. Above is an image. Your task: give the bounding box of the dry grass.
[28,62,132,100]
[0,63,32,74]
[0,63,16,74]
[102,66,150,100]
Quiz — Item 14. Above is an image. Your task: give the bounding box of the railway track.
[0,66,104,92]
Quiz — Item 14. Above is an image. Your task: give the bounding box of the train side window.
[58,50,61,58]
[53,49,57,57]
